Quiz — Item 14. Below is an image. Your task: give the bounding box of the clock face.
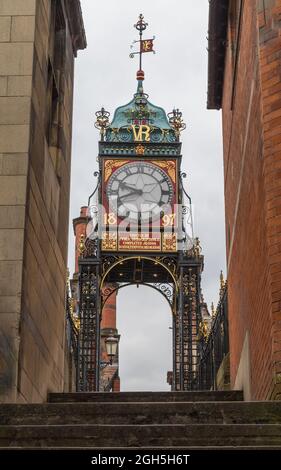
[106,161,174,222]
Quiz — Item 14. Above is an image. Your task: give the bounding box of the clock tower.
[77,15,205,392]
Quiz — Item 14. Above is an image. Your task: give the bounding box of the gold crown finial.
[94,107,110,141]
[168,108,186,137]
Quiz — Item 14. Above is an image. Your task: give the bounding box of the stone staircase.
[1,391,281,449]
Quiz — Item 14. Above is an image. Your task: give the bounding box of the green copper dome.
[105,81,177,144]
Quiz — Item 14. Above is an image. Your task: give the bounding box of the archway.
[77,251,203,392]
[117,284,172,391]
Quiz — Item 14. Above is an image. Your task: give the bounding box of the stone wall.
[0,0,86,403]
[0,0,36,403]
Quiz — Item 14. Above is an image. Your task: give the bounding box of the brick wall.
[258,0,281,399]
[222,0,272,400]
[222,0,281,400]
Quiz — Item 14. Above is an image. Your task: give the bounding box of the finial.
[211,302,216,318]
[220,270,226,297]
[69,297,80,332]
[135,14,148,33]
[130,14,155,81]
[79,234,86,256]
[168,108,186,137]
[220,270,225,288]
[194,237,202,257]
[198,320,209,341]
[94,107,110,141]
[136,69,145,82]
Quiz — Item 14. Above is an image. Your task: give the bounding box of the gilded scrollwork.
[151,160,176,183]
[104,159,130,182]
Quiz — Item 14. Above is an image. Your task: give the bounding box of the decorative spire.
[130,14,155,82]
[220,270,225,288]
[193,237,202,258]
[219,270,226,297]
[94,107,110,141]
[168,108,187,137]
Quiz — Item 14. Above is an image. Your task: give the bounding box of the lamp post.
[103,335,119,366]
[100,334,120,391]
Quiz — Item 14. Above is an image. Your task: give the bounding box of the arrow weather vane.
[130,14,155,80]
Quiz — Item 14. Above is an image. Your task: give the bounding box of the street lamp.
[105,335,119,365]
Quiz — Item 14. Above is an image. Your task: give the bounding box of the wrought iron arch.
[101,281,175,314]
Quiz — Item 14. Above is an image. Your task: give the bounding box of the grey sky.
[69,0,225,391]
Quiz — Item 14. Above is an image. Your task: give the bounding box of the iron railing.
[66,292,79,368]
[198,284,229,390]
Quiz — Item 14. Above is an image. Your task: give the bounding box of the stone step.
[1,401,281,426]
[48,390,243,403]
[1,424,281,448]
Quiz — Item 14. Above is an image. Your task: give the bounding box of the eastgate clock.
[106,161,174,223]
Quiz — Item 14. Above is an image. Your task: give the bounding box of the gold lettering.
[131,125,151,142]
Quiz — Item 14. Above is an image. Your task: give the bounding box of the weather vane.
[130,14,155,80]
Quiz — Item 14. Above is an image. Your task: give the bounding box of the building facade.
[208,0,281,400]
[0,0,86,403]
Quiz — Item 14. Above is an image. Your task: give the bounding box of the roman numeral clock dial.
[106,162,174,223]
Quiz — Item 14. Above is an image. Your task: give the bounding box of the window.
[46,0,66,158]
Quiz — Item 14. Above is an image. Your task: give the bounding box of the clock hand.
[119,190,142,200]
[120,182,139,191]
[143,182,158,192]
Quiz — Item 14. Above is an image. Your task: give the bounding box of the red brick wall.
[112,376,120,392]
[101,288,117,330]
[222,0,273,399]
[73,206,88,273]
[258,0,281,399]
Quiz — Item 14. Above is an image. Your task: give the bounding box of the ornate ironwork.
[151,283,174,307]
[77,264,101,391]
[95,107,110,141]
[135,13,147,32]
[101,281,175,311]
[198,282,229,390]
[168,108,186,136]
[84,238,98,258]
[174,264,203,391]
[66,282,78,364]
[76,248,205,391]
[180,172,195,252]
[154,256,177,277]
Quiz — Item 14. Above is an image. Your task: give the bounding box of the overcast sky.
[69,0,225,391]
